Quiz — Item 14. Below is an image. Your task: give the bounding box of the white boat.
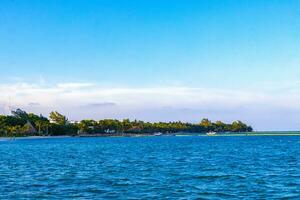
[206,131,216,136]
[154,132,163,136]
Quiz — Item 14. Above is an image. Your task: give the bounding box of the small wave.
[194,174,246,180]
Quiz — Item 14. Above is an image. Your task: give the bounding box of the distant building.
[24,121,37,134]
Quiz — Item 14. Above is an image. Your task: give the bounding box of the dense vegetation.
[0,109,253,137]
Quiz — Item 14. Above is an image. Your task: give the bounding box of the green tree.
[231,120,248,132]
[200,118,212,131]
[11,109,29,120]
[78,120,96,134]
[49,111,68,125]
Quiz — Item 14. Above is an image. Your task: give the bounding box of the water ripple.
[0,136,299,199]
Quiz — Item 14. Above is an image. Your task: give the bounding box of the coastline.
[2,132,300,140]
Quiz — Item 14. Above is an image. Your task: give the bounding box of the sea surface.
[0,135,300,199]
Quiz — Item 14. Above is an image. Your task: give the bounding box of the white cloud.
[56,82,96,89]
[1,81,300,130]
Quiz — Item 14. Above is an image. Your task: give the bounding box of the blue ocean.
[0,136,299,199]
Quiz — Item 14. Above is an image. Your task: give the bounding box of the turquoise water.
[0,136,299,199]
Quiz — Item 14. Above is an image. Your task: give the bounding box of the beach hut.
[24,121,37,134]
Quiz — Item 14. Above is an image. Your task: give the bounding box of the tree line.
[0,109,253,137]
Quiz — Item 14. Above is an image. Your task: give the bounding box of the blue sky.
[1,0,300,130]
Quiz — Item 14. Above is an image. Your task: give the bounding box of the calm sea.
[0,136,299,199]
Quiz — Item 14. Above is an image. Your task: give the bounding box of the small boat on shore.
[154,132,163,136]
[206,131,216,136]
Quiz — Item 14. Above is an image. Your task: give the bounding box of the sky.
[0,0,300,130]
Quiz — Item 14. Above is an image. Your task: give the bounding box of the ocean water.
[0,136,299,199]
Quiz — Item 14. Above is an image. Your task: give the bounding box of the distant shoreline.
[2,132,300,140]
